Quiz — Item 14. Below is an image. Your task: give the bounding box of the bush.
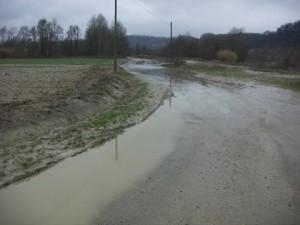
[217,49,237,63]
[0,47,15,58]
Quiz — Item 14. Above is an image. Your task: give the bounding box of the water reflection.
[169,74,175,108]
[169,93,173,108]
[115,136,119,161]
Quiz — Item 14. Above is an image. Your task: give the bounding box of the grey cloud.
[0,0,299,36]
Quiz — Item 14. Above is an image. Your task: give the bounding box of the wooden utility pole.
[170,22,173,63]
[114,0,118,72]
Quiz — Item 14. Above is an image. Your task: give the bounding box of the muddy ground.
[163,60,300,92]
[0,65,125,147]
[0,65,167,188]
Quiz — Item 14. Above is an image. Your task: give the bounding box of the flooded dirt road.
[0,59,300,225]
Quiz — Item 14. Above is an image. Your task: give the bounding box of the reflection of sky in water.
[123,58,169,84]
[123,59,191,89]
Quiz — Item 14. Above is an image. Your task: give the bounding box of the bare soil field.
[0,65,166,188]
[0,65,124,147]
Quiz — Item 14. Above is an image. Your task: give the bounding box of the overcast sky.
[0,0,299,37]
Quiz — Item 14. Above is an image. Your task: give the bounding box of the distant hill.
[127,35,169,50]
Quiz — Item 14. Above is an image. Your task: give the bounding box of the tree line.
[1,16,299,69]
[133,20,299,69]
[0,14,129,58]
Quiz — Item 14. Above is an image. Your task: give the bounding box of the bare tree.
[229,27,245,34]
[7,27,17,42]
[111,21,129,55]
[37,18,63,56]
[1,14,130,58]
[30,26,38,42]
[66,25,80,55]
[51,19,64,41]
[85,14,109,55]
[37,19,48,56]
[46,21,55,56]
[15,26,31,56]
[17,26,31,41]
[0,26,7,43]
[66,25,74,54]
[73,25,81,52]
